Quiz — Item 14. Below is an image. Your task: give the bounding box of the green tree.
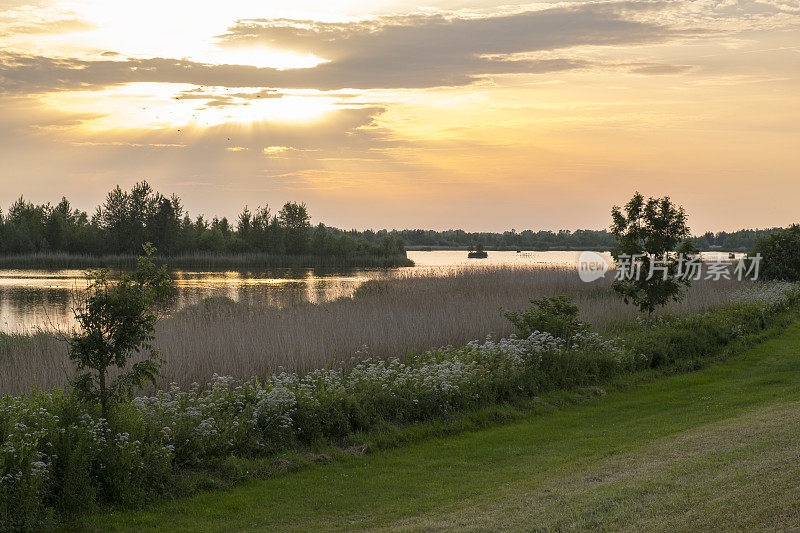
[278,202,311,255]
[96,186,130,253]
[128,181,157,251]
[236,206,252,245]
[44,197,73,251]
[380,235,405,256]
[147,195,181,254]
[311,222,331,255]
[751,224,800,281]
[610,192,694,327]
[69,244,173,419]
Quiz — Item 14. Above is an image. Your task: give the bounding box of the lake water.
[0,250,742,333]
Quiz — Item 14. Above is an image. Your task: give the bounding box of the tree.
[311,222,331,255]
[96,186,130,253]
[380,235,405,256]
[147,196,180,254]
[751,224,800,281]
[278,202,310,255]
[610,192,694,327]
[69,243,173,419]
[128,181,157,251]
[237,206,252,244]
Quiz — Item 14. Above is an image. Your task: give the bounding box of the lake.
[0,250,742,333]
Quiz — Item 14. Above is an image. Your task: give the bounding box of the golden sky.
[1,0,798,231]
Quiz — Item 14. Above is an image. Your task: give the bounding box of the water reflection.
[0,250,743,333]
[0,267,371,333]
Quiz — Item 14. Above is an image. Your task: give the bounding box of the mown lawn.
[81,322,800,531]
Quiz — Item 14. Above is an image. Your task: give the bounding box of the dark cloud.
[0,54,280,93]
[222,3,675,56]
[0,2,700,93]
[215,2,697,88]
[0,51,592,94]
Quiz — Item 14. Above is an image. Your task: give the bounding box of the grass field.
[79,320,800,531]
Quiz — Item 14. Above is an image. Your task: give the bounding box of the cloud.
[214,2,697,88]
[0,96,429,216]
[628,63,695,75]
[0,5,96,38]
[173,87,284,109]
[0,2,700,93]
[1,17,95,35]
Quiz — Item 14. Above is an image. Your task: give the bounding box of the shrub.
[503,295,586,340]
[0,390,173,530]
[624,282,798,368]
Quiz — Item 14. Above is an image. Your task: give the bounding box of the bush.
[503,295,586,340]
[624,282,798,368]
[0,391,173,530]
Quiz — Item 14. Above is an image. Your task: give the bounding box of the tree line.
[391,227,781,252]
[0,182,783,257]
[0,182,406,259]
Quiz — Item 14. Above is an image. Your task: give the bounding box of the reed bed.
[0,265,749,394]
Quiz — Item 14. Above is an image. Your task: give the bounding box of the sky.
[0,0,798,232]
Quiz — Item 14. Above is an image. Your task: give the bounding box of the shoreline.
[0,252,415,270]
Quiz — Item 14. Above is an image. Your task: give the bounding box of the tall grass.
[0,266,752,394]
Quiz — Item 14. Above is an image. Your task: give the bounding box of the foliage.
[0,183,407,261]
[610,192,695,325]
[278,202,311,255]
[751,224,800,281]
[622,283,797,368]
[69,244,173,419]
[503,296,586,341]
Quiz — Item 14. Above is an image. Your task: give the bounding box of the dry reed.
[0,266,747,394]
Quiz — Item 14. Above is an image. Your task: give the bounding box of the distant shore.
[405,245,611,252]
[0,252,414,270]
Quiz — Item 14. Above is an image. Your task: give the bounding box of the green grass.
[80,321,800,531]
